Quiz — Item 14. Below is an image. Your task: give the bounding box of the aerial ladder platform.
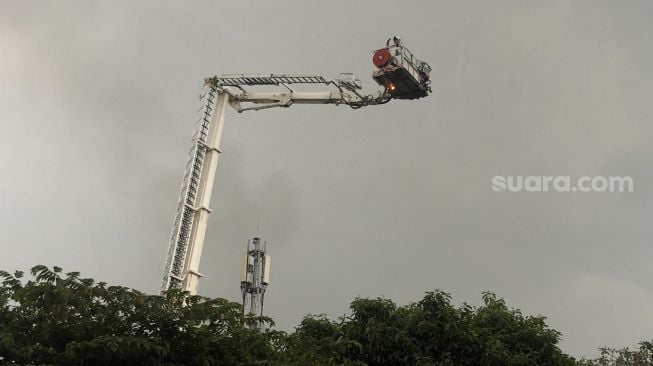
[161,37,431,295]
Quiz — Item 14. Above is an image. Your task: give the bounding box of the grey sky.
[1,0,652,358]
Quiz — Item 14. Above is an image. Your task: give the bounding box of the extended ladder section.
[161,88,228,293]
[205,73,392,113]
[209,74,329,87]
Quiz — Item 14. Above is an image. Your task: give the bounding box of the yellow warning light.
[387,83,396,92]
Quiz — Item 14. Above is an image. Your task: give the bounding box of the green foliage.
[0,266,277,365]
[577,341,653,366]
[281,290,576,366]
[4,265,640,366]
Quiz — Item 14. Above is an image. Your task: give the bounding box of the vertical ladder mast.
[161,90,229,293]
[161,37,431,295]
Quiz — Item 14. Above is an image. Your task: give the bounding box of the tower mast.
[240,237,271,329]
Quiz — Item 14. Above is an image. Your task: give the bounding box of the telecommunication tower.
[240,237,270,328]
[161,36,431,295]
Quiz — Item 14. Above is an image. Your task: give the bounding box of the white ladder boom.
[161,65,430,295]
[161,89,228,294]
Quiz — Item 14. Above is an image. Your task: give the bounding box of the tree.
[577,341,653,366]
[0,265,277,365]
[282,290,576,366]
[1,265,595,366]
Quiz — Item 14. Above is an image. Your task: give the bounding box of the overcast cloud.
[1,0,652,358]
